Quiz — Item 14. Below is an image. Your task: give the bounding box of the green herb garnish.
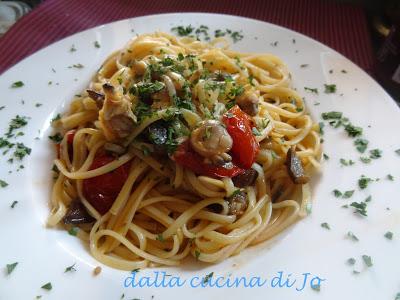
[369,149,382,159]
[172,25,194,36]
[48,133,63,143]
[321,111,342,120]
[68,227,78,236]
[362,255,373,267]
[13,143,31,160]
[203,272,214,284]
[360,156,371,164]
[64,263,77,273]
[344,123,362,137]
[0,179,9,188]
[354,138,368,153]
[41,282,52,291]
[304,87,318,94]
[6,262,18,275]
[340,159,355,166]
[384,231,393,240]
[321,222,330,230]
[324,84,336,93]
[156,234,164,242]
[358,175,372,189]
[11,81,24,88]
[350,201,367,216]
[343,190,355,198]
[347,231,359,241]
[333,189,342,198]
[347,258,356,265]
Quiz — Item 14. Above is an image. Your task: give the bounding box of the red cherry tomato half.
[173,140,245,178]
[82,153,131,215]
[56,130,76,159]
[222,105,259,169]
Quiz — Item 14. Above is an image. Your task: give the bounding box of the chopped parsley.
[321,111,342,120]
[68,227,78,236]
[395,149,400,156]
[48,133,63,143]
[227,84,244,98]
[358,175,372,189]
[203,272,214,284]
[11,81,24,88]
[344,123,362,137]
[136,81,164,97]
[41,282,52,291]
[369,149,382,159]
[318,122,325,135]
[304,87,318,94]
[333,189,354,198]
[6,262,18,275]
[70,44,76,52]
[10,200,18,208]
[340,159,355,166]
[13,143,31,160]
[324,84,336,94]
[69,63,84,69]
[354,138,368,153]
[360,156,371,164]
[194,250,200,260]
[321,222,330,230]
[300,64,309,68]
[362,255,373,267]
[350,201,368,216]
[51,114,61,123]
[156,234,165,242]
[347,231,359,242]
[172,25,194,36]
[64,263,77,273]
[343,190,355,198]
[6,115,28,137]
[94,41,101,48]
[384,231,393,240]
[347,258,356,265]
[323,153,329,160]
[0,179,9,188]
[333,189,342,197]
[387,174,394,181]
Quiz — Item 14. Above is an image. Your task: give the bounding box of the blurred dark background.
[5,0,400,102]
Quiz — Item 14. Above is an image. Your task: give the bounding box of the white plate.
[0,13,399,300]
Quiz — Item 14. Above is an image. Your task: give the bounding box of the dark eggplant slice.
[232,168,258,188]
[286,146,309,184]
[63,201,95,225]
[227,190,248,216]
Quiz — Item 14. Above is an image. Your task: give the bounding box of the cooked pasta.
[48,32,321,270]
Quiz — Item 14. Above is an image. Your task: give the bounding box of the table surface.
[0,0,374,75]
